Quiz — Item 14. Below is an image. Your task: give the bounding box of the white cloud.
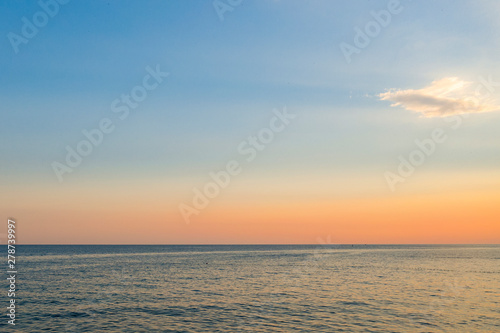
[379,77,500,117]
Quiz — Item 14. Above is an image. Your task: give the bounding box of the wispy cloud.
[379,77,499,117]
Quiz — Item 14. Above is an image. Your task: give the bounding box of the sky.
[1,0,499,244]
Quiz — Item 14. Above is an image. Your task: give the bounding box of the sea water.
[11,245,500,332]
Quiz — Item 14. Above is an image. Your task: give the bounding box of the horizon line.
[11,243,500,246]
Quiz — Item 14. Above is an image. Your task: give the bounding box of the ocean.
[9,245,500,332]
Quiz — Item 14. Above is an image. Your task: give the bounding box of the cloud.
[379,77,500,117]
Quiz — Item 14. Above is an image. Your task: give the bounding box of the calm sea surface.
[9,245,500,332]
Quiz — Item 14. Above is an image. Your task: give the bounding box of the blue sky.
[1,0,500,188]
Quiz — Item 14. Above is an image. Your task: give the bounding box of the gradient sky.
[1,0,499,244]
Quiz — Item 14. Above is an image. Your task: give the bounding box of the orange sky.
[3,169,499,244]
